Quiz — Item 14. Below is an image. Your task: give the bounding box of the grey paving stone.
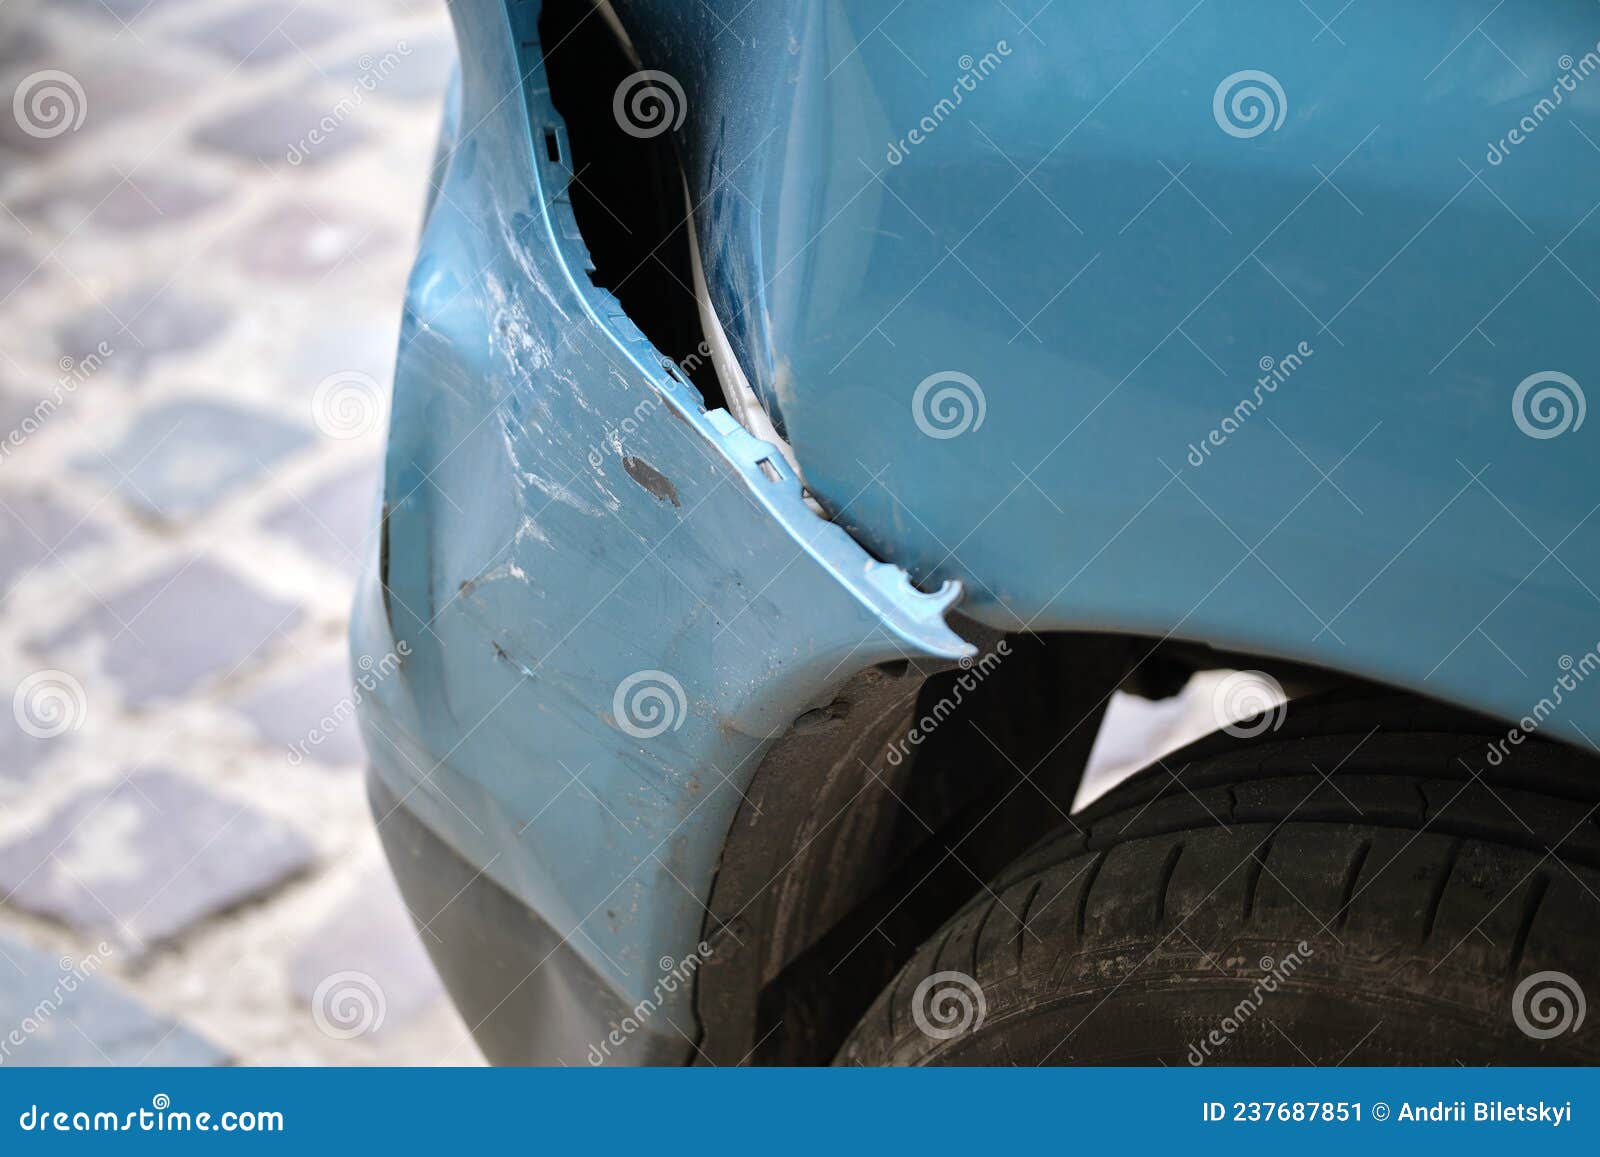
[0,712,67,787]
[0,387,48,467]
[0,63,199,155]
[0,933,227,1065]
[288,867,445,1034]
[0,489,104,594]
[0,0,464,1065]
[322,32,457,102]
[193,92,373,167]
[183,2,351,67]
[233,201,390,279]
[0,26,49,74]
[0,387,26,435]
[56,281,231,378]
[0,240,43,300]
[70,398,310,520]
[262,460,378,573]
[34,557,304,705]
[232,657,366,767]
[64,0,196,20]
[18,170,228,233]
[81,61,201,114]
[0,770,315,949]
[0,86,83,157]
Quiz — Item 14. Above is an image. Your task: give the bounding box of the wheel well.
[691,625,1370,1064]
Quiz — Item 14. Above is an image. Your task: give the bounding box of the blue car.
[355,0,1600,1065]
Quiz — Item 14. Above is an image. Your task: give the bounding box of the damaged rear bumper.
[352,0,971,1065]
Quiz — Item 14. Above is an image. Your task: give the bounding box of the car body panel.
[619,0,1600,749]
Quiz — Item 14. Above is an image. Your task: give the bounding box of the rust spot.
[622,454,680,507]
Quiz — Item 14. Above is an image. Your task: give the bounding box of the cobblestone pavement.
[0,0,483,1064]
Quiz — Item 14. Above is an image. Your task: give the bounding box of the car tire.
[837,691,1600,1065]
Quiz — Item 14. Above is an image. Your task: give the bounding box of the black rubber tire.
[838,691,1600,1065]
